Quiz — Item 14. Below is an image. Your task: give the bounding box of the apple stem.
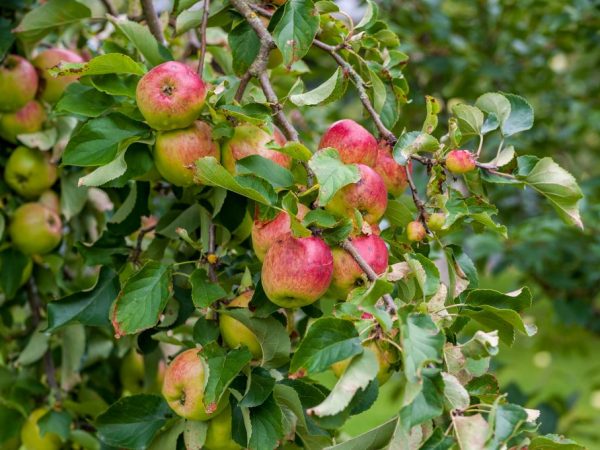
[197,0,211,76]
[140,0,166,45]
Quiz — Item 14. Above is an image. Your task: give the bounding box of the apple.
[0,55,38,112]
[39,190,60,214]
[427,212,446,232]
[33,48,84,104]
[406,220,426,242]
[120,350,166,394]
[9,203,62,255]
[261,235,333,308]
[220,290,262,359]
[136,61,207,130]
[373,142,410,197]
[154,120,220,186]
[329,235,388,299]
[446,149,476,174]
[20,408,61,450]
[318,119,378,166]
[252,204,310,261]
[162,348,227,421]
[331,341,398,386]
[5,146,57,198]
[0,100,46,143]
[326,164,388,224]
[222,124,291,173]
[204,404,241,450]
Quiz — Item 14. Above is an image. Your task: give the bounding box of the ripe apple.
[20,408,62,450]
[222,124,291,173]
[427,212,446,232]
[252,204,310,261]
[154,120,220,186]
[136,61,207,130]
[406,220,426,242]
[5,146,57,198]
[318,119,378,166]
[261,235,333,308]
[0,100,46,143]
[39,190,60,214]
[120,350,166,394]
[446,149,476,174]
[331,340,398,386]
[162,348,227,421]
[373,142,410,197]
[204,404,241,450]
[220,290,262,359]
[33,48,84,104]
[325,164,388,224]
[9,203,62,255]
[0,55,38,112]
[329,235,388,299]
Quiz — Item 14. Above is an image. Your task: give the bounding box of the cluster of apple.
[0,49,83,258]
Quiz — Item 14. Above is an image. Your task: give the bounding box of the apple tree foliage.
[0,0,589,449]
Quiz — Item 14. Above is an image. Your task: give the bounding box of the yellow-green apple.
[0,55,38,112]
[329,235,388,298]
[5,146,57,198]
[204,404,241,450]
[0,100,46,143]
[325,164,388,224]
[318,119,378,166]
[220,290,262,359]
[406,220,426,242]
[251,204,310,261]
[446,149,476,174]
[136,61,207,130]
[154,120,219,186]
[20,408,61,450]
[9,203,62,255]
[162,348,227,421]
[373,142,410,196]
[331,340,398,386]
[120,350,166,394]
[261,235,333,308]
[222,124,291,173]
[427,212,446,232]
[33,48,84,104]
[39,190,60,214]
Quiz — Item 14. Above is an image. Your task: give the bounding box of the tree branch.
[197,0,211,75]
[140,0,165,45]
[100,0,117,16]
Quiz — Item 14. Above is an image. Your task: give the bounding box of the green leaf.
[78,151,128,187]
[111,262,173,337]
[203,344,253,408]
[148,419,185,450]
[47,267,119,331]
[308,149,360,206]
[0,249,29,300]
[56,84,116,118]
[401,313,444,383]
[193,316,220,345]
[501,93,534,136]
[441,372,469,411]
[190,269,227,308]
[409,253,440,297]
[236,155,295,188]
[290,68,347,106]
[16,323,49,365]
[302,209,342,229]
[273,0,320,65]
[240,367,276,408]
[486,404,530,449]
[324,417,397,449]
[461,330,499,359]
[475,93,511,129]
[219,104,272,125]
[92,74,138,98]
[355,0,379,30]
[290,318,363,375]
[466,287,532,312]
[400,371,444,427]
[229,21,260,76]
[248,394,284,450]
[275,141,313,161]
[452,414,489,450]
[96,395,171,449]
[183,420,208,449]
[108,17,173,67]
[463,306,537,346]
[393,131,439,165]
[49,53,146,77]
[175,0,229,35]
[0,19,15,60]
[38,410,71,442]
[452,104,484,137]
[423,95,441,134]
[420,428,455,450]
[529,435,585,450]
[14,0,91,42]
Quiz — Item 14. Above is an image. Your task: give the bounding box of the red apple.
[9,203,62,255]
[261,235,333,308]
[220,290,262,359]
[162,348,227,421]
[326,164,388,224]
[5,146,57,198]
[251,204,310,261]
[33,48,84,104]
[0,100,46,143]
[446,149,476,174]
[154,120,219,186]
[318,119,378,166]
[329,235,388,298]
[136,61,207,131]
[222,124,291,173]
[373,142,410,197]
[406,220,426,242]
[0,55,38,112]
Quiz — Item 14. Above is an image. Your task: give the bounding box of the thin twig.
[100,0,117,15]
[235,72,252,102]
[131,224,157,263]
[197,0,211,75]
[140,0,165,45]
[207,222,217,283]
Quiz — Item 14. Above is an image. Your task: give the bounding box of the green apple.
[120,350,166,394]
[0,100,46,143]
[331,341,398,386]
[204,404,241,450]
[5,146,57,198]
[427,212,446,232]
[21,408,61,450]
[9,203,62,255]
[220,290,262,359]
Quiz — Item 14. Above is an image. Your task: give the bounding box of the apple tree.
[0,0,587,449]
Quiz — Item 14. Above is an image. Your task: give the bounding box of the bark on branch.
[140,0,166,45]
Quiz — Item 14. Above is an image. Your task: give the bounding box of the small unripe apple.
[0,100,46,143]
[20,408,62,450]
[261,235,333,308]
[445,149,476,174]
[5,146,57,198]
[204,404,241,450]
[33,48,84,104]
[222,124,291,174]
[427,212,446,232]
[331,341,398,386]
[9,203,62,255]
[154,120,220,186]
[136,61,207,131]
[326,164,388,224]
[329,235,388,299]
[162,348,227,421]
[0,55,38,112]
[220,290,262,359]
[406,220,426,242]
[120,350,166,394]
[252,204,310,261]
[319,119,378,166]
[373,142,410,197]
